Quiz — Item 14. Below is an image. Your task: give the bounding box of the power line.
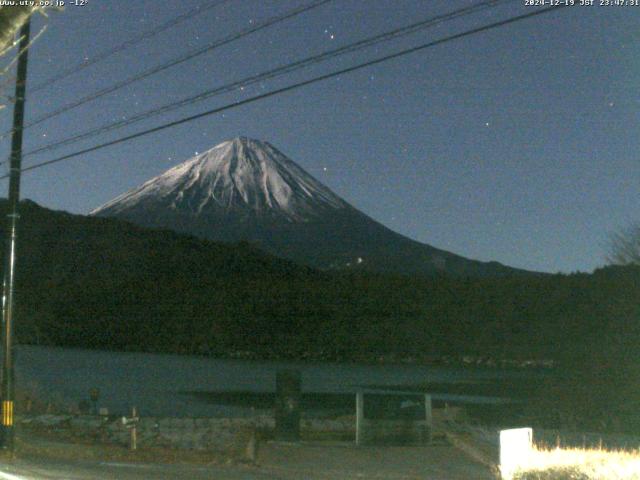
[29,0,233,94]
[1,5,567,180]
[22,0,514,159]
[0,0,332,139]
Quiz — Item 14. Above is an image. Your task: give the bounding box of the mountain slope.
[95,137,347,222]
[92,137,527,277]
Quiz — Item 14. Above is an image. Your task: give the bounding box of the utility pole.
[1,18,31,451]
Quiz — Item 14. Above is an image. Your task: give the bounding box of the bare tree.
[607,223,640,266]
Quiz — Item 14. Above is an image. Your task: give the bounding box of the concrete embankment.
[14,414,497,480]
[18,413,355,452]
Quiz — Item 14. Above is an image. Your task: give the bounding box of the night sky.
[0,0,637,274]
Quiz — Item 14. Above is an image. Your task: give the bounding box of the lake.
[13,345,542,417]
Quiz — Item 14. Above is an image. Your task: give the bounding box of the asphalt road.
[0,441,495,479]
[0,459,281,480]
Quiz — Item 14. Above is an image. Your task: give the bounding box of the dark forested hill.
[2,200,639,367]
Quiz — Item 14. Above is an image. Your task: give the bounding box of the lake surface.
[13,345,540,417]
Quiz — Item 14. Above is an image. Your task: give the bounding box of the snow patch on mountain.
[91,137,348,221]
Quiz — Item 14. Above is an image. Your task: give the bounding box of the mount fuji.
[91,137,524,277]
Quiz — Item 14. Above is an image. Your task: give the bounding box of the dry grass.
[511,446,640,480]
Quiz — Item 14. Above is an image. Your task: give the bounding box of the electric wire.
[0,4,567,180]
[29,0,233,94]
[22,0,514,159]
[0,0,333,139]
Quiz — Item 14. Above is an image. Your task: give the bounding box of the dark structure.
[356,390,432,446]
[275,370,301,442]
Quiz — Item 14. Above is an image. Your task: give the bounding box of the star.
[323,28,335,40]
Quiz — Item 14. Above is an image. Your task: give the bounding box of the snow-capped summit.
[92,137,525,277]
[92,137,347,222]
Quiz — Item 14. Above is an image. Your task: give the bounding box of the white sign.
[500,427,533,480]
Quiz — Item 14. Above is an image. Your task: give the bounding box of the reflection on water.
[13,345,545,417]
